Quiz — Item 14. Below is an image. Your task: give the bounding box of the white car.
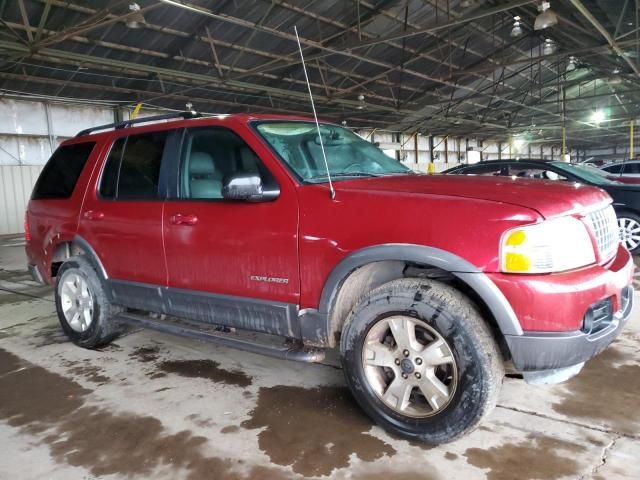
[600,161,640,177]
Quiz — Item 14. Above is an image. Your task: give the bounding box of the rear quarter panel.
[25,137,106,283]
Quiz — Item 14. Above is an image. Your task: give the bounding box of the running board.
[115,313,326,363]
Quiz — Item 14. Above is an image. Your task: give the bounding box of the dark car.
[443,159,640,253]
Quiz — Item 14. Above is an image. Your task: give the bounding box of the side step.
[115,312,326,363]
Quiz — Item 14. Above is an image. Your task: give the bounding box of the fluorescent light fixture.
[126,3,146,29]
[542,38,556,55]
[513,137,526,150]
[511,16,523,37]
[534,1,558,31]
[591,110,606,124]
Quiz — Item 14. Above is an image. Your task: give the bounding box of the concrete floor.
[1,235,639,480]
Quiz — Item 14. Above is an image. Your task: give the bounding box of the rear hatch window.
[31,142,96,200]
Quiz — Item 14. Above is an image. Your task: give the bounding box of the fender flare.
[72,235,109,282]
[315,243,522,338]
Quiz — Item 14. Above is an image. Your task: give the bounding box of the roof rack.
[76,111,202,137]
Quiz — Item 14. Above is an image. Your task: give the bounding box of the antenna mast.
[294,26,335,200]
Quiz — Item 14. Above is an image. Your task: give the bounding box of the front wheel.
[617,213,640,253]
[340,278,504,444]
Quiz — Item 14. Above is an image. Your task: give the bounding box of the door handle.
[83,210,105,221]
[170,213,199,226]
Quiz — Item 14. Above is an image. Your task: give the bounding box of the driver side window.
[179,128,265,200]
[509,167,568,181]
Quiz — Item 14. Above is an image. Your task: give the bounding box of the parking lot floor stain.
[551,347,640,435]
[241,385,395,476]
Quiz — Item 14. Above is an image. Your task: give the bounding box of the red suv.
[25,112,634,444]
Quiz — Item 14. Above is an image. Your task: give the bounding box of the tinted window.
[32,142,95,199]
[603,164,623,173]
[180,128,271,200]
[460,164,507,176]
[99,138,125,199]
[626,163,640,174]
[99,132,167,200]
[509,167,568,181]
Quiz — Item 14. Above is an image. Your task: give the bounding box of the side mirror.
[222,172,279,202]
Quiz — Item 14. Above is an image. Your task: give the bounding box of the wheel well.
[50,242,84,277]
[327,261,508,358]
[615,208,640,219]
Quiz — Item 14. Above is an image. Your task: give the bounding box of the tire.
[54,256,122,349]
[617,212,640,254]
[340,278,504,444]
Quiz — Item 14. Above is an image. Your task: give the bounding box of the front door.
[78,130,171,310]
[162,126,300,337]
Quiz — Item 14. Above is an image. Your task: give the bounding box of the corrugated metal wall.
[0,98,116,234]
[0,165,42,234]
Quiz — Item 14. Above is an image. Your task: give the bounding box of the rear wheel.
[55,256,121,348]
[340,278,504,444]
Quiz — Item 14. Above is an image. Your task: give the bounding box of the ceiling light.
[126,3,146,29]
[566,56,577,72]
[534,1,558,31]
[542,38,556,55]
[510,16,523,37]
[591,110,606,125]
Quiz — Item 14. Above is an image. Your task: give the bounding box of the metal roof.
[0,0,639,149]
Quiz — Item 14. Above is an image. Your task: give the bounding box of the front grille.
[584,206,619,261]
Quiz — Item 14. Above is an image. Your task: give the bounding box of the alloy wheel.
[618,217,640,251]
[361,315,458,418]
[59,271,94,332]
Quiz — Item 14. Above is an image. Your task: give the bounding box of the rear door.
[162,126,300,336]
[77,130,172,309]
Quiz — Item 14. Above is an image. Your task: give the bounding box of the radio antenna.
[294,25,335,200]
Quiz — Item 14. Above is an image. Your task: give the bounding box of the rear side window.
[626,163,640,174]
[99,131,168,200]
[460,164,507,176]
[603,164,623,173]
[31,142,95,199]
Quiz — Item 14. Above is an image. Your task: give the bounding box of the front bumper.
[505,284,633,372]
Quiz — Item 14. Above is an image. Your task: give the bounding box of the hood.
[334,174,612,218]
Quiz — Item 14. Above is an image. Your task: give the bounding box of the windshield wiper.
[308,172,379,181]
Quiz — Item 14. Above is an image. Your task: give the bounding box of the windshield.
[550,162,620,186]
[255,121,411,182]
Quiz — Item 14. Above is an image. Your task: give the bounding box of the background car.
[600,161,640,185]
[443,159,640,253]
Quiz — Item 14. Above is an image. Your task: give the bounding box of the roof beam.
[0,39,415,115]
[17,0,33,43]
[27,1,428,98]
[222,0,536,82]
[569,0,640,79]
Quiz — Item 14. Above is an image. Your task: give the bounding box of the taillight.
[24,212,31,242]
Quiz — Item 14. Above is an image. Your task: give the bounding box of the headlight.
[500,216,595,274]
